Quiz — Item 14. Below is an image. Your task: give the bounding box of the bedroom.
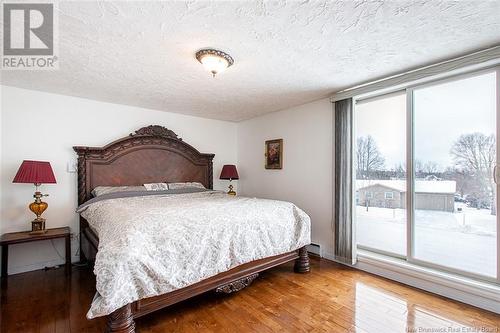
[0,1,499,332]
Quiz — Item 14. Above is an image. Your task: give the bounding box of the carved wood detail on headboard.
[73,125,215,204]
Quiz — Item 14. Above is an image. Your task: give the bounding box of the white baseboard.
[322,251,500,314]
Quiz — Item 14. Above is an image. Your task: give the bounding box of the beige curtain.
[334,98,356,265]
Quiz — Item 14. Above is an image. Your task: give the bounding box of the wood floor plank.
[1,257,498,333]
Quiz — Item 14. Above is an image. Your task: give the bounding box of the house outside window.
[354,69,499,281]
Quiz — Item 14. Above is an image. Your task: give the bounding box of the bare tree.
[356,136,385,179]
[414,159,424,175]
[393,163,406,179]
[413,160,439,175]
[444,167,471,198]
[392,161,440,179]
[422,161,440,174]
[450,133,496,215]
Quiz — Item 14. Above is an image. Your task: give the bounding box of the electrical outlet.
[67,160,77,173]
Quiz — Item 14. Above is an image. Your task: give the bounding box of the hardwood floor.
[1,257,499,332]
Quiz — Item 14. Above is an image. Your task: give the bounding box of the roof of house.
[356,180,456,194]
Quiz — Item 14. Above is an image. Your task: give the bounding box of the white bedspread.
[79,191,311,318]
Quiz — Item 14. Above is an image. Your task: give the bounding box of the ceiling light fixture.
[195,49,234,77]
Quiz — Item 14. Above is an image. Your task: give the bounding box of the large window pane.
[413,72,497,277]
[355,92,407,256]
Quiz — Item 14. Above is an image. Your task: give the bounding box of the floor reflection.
[354,282,479,333]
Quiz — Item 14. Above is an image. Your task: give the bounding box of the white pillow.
[143,183,169,191]
[92,185,146,197]
[167,182,206,190]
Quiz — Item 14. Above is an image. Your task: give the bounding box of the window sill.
[354,249,500,313]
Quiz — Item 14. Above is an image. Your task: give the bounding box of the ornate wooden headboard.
[73,125,215,205]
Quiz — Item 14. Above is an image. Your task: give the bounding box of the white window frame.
[353,65,500,285]
[365,191,373,199]
[384,192,394,199]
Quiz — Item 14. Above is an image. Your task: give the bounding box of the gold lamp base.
[227,184,236,196]
[29,189,49,234]
[30,218,47,234]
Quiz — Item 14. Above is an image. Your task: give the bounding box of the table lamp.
[219,165,239,195]
[12,160,57,234]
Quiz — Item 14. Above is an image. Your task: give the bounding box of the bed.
[74,125,311,333]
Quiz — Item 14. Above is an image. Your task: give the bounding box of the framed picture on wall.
[265,139,283,169]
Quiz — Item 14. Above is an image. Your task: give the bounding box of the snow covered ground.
[356,203,497,277]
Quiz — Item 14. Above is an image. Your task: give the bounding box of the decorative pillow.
[167,182,206,190]
[92,186,146,197]
[143,183,169,191]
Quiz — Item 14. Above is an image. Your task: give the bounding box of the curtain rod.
[330,45,500,102]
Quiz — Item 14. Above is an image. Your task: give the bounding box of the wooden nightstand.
[0,227,71,280]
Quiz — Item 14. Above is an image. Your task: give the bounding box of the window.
[413,72,497,278]
[354,68,500,283]
[355,92,407,256]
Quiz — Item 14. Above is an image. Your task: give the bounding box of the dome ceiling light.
[195,49,234,77]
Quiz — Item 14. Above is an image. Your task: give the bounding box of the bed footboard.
[105,246,309,333]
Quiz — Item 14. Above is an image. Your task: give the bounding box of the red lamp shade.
[219,165,239,180]
[12,160,57,184]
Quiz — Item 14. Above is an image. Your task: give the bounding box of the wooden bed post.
[294,246,310,273]
[106,304,136,333]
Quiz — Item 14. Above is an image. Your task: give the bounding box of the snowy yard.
[356,203,497,277]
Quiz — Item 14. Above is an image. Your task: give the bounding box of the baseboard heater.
[306,243,321,256]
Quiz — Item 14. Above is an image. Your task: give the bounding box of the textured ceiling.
[1,1,500,121]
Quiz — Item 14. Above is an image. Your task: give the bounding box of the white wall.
[237,98,334,257]
[0,87,332,274]
[0,86,238,275]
